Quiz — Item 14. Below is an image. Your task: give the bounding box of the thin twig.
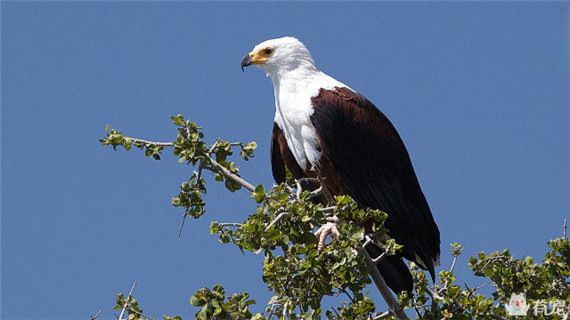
[295,180,303,200]
[218,222,243,228]
[266,211,290,231]
[178,214,188,239]
[369,311,391,320]
[435,254,459,296]
[362,237,387,263]
[118,281,137,320]
[89,310,102,320]
[124,136,255,192]
[371,252,387,263]
[478,255,507,272]
[563,219,567,240]
[449,255,458,274]
[342,288,356,303]
[129,308,157,320]
[464,282,491,299]
[308,186,323,199]
[127,137,174,147]
[296,177,320,184]
[427,287,444,301]
[206,155,256,192]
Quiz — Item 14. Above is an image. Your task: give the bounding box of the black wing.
[310,87,440,278]
[270,123,305,184]
[270,123,287,183]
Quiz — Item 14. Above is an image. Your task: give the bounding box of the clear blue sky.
[2,2,568,319]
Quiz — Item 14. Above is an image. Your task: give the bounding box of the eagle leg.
[314,217,340,251]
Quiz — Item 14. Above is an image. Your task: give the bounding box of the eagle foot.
[314,220,340,251]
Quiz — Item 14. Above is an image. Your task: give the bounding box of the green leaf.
[252,184,265,203]
[171,114,185,126]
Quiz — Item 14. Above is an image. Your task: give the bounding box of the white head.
[241,37,318,77]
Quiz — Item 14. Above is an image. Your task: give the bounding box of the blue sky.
[2,2,568,319]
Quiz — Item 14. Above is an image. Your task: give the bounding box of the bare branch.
[371,252,387,263]
[89,310,102,320]
[370,311,391,320]
[449,255,458,274]
[123,135,256,193]
[126,137,174,147]
[265,211,290,231]
[296,177,320,184]
[363,237,384,264]
[563,219,567,240]
[129,309,157,320]
[318,206,337,213]
[478,255,507,272]
[178,214,188,239]
[295,179,303,200]
[435,253,460,296]
[206,154,256,192]
[464,282,491,299]
[218,222,243,228]
[308,186,323,199]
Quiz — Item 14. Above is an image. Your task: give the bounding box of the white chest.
[272,71,348,171]
[274,92,320,171]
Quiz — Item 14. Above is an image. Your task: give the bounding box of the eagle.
[241,36,440,294]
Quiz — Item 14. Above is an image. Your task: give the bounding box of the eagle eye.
[262,48,273,55]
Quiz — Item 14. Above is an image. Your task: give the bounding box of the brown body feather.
[271,87,440,293]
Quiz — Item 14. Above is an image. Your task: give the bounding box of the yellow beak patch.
[248,51,269,65]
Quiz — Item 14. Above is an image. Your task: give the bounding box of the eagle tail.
[367,244,413,294]
[376,255,413,294]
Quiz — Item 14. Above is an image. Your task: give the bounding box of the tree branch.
[370,311,391,320]
[127,137,174,147]
[265,210,289,231]
[218,222,243,228]
[123,135,256,193]
[205,154,256,192]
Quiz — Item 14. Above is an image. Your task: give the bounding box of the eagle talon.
[314,222,340,251]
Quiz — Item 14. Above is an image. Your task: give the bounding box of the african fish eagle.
[241,36,440,294]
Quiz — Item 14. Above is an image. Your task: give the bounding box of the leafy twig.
[118,281,137,320]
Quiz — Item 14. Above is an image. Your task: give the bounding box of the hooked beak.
[240,54,252,72]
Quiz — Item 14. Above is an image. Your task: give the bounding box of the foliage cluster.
[101,115,569,320]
